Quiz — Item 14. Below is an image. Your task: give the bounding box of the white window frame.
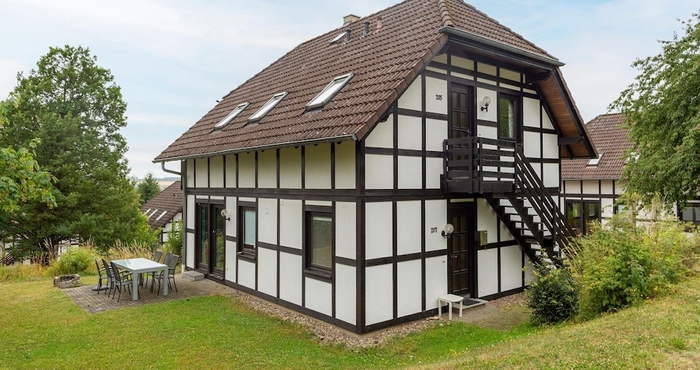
[249,92,287,123]
[306,73,353,109]
[330,33,345,44]
[587,153,603,166]
[214,102,249,130]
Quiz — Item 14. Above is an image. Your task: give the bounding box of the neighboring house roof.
[561,113,633,180]
[154,0,594,163]
[140,181,182,230]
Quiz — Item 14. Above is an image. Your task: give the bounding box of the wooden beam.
[526,71,552,83]
[558,136,584,146]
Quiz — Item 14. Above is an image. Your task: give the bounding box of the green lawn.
[0,276,530,369]
[3,275,699,369]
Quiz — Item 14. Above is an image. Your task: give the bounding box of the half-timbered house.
[140,181,183,243]
[154,0,595,333]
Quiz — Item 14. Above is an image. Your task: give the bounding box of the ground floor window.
[679,201,700,224]
[238,202,256,258]
[566,200,600,235]
[305,208,333,275]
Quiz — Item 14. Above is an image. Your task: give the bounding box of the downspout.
[161,161,184,275]
[161,161,181,176]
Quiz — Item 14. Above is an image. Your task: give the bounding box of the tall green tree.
[136,172,161,205]
[611,11,700,206]
[0,45,155,257]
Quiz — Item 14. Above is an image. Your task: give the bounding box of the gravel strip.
[226,290,526,349]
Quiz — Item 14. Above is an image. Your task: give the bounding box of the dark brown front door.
[449,83,474,139]
[449,202,476,296]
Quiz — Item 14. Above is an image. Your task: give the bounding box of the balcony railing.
[442,136,516,194]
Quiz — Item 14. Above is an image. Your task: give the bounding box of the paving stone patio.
[62,274,236,313]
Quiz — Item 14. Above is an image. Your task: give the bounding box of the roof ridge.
[459,0,554,59]
[437,0,456,27]
[218,0,415,103]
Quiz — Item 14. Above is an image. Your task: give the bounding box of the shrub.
[525,263,578,325]
[164,220,183,256]
[571,209,700,319]
[50,247,94,276]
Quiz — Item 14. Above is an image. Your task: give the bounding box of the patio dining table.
[111,258,168,301]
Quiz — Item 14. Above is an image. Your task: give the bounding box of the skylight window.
[249,92,287,122]
[155,210,167,221]
[587,153,603,166]
[307,73,353,109]
[214,102,249,130]
[330,32,345,44]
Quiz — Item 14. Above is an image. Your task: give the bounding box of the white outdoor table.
[111,258,168,301]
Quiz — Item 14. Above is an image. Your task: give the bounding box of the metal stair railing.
[513,144,576,257]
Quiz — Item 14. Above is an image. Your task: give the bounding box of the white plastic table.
[111,258,168,301]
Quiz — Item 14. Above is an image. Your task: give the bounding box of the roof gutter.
[161,161,181,176]
[438,26,565,67]
[153,134,357,163]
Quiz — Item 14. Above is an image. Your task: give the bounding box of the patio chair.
[166,254,179,293]
[94,259,109,294]
[151,253,179,295]
[143,250,164,287]
[152,250,163,263]
[163,252,173,267]
[101,258,115,298]
[109,261,137,302]
[150,253,169,294]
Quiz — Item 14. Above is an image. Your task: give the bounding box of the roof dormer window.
[587,153,603,166]
[249,92,287,123]
[307,73,353,109]
[214,102,249,130]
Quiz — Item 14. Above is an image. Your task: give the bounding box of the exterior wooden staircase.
[443,137,576,266]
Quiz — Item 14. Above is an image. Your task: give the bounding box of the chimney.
[343,14,360,25]
[375,16,383,34]
[343,29,351,44]
[362,21,370,37]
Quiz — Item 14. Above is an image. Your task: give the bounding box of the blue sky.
[0,0,697,178]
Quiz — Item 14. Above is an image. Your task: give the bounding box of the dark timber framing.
[181,46,566,334]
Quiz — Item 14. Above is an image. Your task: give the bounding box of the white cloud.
[2,0,699,177]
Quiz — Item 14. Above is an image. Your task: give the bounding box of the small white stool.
[438,294,464,320]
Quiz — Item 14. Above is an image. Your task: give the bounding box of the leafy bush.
[164,220,183,256]
[50,247,94,276]
[525,263,578,325]
[571,210,700,319]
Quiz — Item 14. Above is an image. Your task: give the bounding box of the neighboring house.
[140,181,183,243]
[561,113,696,232]
[560,113,631,234]
[154,0,595,334]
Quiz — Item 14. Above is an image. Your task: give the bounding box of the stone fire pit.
[53,274,81,289]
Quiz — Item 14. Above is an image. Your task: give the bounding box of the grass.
[0,274,531,369]
[421,277,700,369]
[4,271,700,369]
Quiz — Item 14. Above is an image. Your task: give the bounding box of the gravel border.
[227,290,526,349]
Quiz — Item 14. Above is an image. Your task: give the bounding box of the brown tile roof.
[140,181,182,230]
[444,0,555,59]
[561,113,633,180]
[154,0,593,162]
